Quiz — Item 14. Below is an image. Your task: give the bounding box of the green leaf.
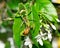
[32,5,40,37]
[7,0,20,10]
[30,5,40,48]
[35,0,50,12]
[42,13,55,22]
[13,17,22,48]
[18,3,26,11]
[43,40,52,48]
[25,2,31,15]
[38,40,52,48]
[36,0,58,22]
[30,29,39,48]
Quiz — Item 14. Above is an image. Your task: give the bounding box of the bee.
[23,27,30,35]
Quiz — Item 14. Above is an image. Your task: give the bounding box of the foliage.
[6,0,60,48]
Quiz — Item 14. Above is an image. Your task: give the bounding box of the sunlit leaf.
[30,5,40,48]
[36,0,58,22]
[13,17,22,48]
[32,5,40,37]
